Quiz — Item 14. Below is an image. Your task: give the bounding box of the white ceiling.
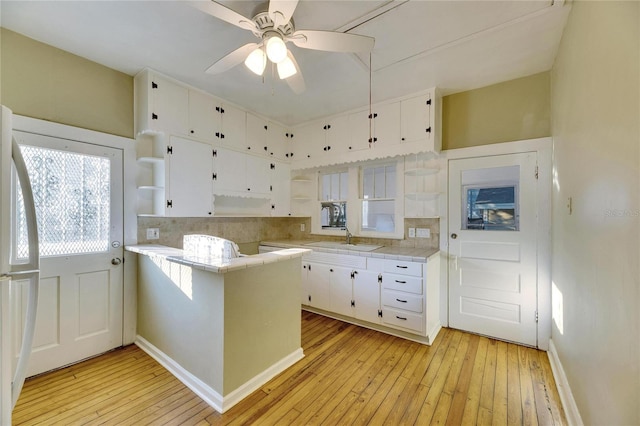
[0,0,571,126]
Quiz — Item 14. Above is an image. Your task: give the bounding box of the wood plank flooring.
[13,311,566,425]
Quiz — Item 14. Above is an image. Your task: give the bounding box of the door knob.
[111,257,122,266]
[451,233,457,239]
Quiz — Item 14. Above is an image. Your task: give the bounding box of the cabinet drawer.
[382,307,424,334]
[381,274,423,295]
[383,260,422,277]
[382,290,423,313]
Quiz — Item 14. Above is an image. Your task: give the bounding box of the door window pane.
[15,145,111,258]
[463,185,518,231]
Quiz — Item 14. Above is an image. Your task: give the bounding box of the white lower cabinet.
[353,270,381,324]
[296,250,440,344]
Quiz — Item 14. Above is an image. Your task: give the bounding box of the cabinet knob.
[190,130,194,134]
[264,146,268,151]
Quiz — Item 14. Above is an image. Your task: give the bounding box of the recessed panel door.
[11,131,124,376]
[448,152,538,346]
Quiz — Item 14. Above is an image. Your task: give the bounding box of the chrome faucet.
[345,226,353,245]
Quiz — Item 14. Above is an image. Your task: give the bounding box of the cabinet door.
[150,74,189,136]
[246,112,268,154]
[329,266,354,317]
[301,263,311,305]
[166,137,213,216]
[353,270,381,324]
[294,122,324,160]
[326,115,351,155]
[373,102,401,146]
[213,147,246,194]
[348,108,372,151]
[267,122,289,161]
[400,93,432,145]
[246,155,271,195]
[308,262,331,311]
[188,89,218,142]
[219,103,246,150]
[270,161,291,216]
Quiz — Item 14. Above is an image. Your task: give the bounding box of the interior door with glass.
[11,131,124,376]
[448,152,538,347]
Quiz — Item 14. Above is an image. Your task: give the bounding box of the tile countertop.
[259,240,440,263]
[126,244,311,274]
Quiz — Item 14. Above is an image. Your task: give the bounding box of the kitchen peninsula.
[126,244,309,413]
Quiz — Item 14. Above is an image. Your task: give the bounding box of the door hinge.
[378,309,383,318]
[270,185,273,192]
[167,145,173,155]
[350,271,355,279]
[151,113,158,120]
[270,163,276,170]
[308,295,311,303]
[378,274,382,283]
[151,81,158,89]
[212,149,217,157]
[166,200,173,208]
[535,311,539,323]
[535,166,539,179]
[425,126,432,133]
[212,173,217,181]
[351,300,355,307]
[308,264,311,271]
[426,98,432,106]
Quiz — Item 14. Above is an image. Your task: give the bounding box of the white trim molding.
[135,335,304,413]
[547,339,584,426]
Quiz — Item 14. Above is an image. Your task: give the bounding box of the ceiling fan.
[191,0,375,93]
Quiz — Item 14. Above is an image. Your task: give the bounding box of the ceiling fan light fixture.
[244,48,266,76]
[266,35,287,63]
[277,55,297,79]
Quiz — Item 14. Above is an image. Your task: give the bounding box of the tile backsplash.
[138,216,439,254]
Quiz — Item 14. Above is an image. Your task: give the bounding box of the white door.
[448,152,538,347]
[11,131,124,376]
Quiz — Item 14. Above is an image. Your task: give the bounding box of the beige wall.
[0,28,133,138]
[442,72,551,150]
[551,1,639,424]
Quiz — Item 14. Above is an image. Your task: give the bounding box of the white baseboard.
[547,339,584,426]
[135,335,304,413]
[427,322,442,345]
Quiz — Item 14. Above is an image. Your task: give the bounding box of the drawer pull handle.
[396,298,407,303]
[395,280,407,284]
[396,265,408,269]
[396,315,407,320]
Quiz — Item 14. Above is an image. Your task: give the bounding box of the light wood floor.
[14,311,566,425]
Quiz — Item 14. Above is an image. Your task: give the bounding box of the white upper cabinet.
[293,115,350,162]
[245,112,268,155]
[166,136,214,217]
[212,147,271,198]
[135,70,188,137]
[217,103,246,150]
[292,88,440,170]
[400,92,440,152]
[349,102,400,151]
[266,122,290,161]
[187,89,217,141]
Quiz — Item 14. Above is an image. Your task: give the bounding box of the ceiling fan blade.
[289,30,375,53]
[284,51,305,94]
[268,0,299,28]
[205,43,260,74]
[191,1,257,32]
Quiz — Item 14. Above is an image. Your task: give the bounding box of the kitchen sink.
[304,241,382,252]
